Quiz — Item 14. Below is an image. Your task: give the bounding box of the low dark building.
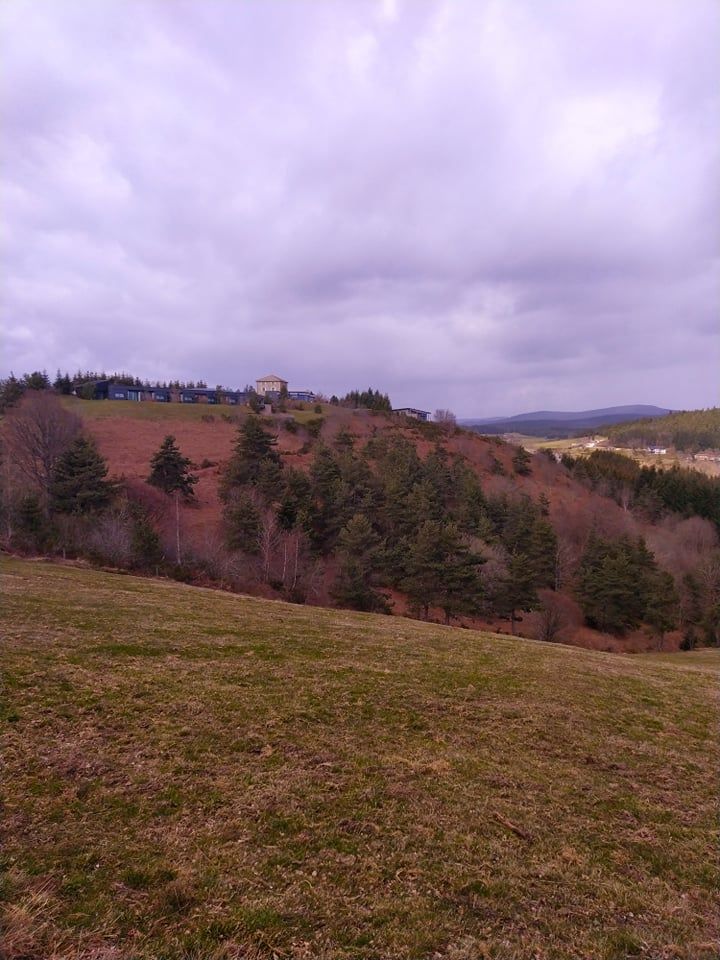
[393,407,431,422]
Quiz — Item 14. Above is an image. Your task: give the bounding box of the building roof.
[257,374,287,382]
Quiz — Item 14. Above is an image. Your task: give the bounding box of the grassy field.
[60,397,330,425]
[2,559,718,960]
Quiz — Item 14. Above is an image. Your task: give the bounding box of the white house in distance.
[256,374,288,396]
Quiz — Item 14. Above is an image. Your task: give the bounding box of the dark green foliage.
[402,521,484,624]
[224,493,262,554]
[564,450,720,530]
[147,436,198,500]
[606,407,720,452]
[0,374,25,412]
[50,437,112,514]
[221,417,280,497]
[277,468,313,531]
[17,494,55,550]
[341,388,392,412]
[334,428,354,451]
[331,514,389,613]
[53,371,73,394]
[512,447,532,476]
[576,535,663,634]
[248,393,264,413]
[645,570,679,648]
[680,558,720,647]
[129,505,163,568]
[492,552,539,634]
[306,417,324,439]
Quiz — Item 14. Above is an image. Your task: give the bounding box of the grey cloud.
[1,0,718,415]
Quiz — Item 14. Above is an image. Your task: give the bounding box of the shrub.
[306,417,324,439]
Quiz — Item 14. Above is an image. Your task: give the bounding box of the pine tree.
[50,436,111,514]
[147,436,198,500]
[129,504,163,568]
[402,520,484,624]
[224,492,262,554]
[493,550,538,635]
[221,416,280,494]
[512,447,532,476]
[576,536,648,634]
[645,570,679,649]
[331,513,389,612]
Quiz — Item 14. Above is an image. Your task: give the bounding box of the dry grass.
[2,558,718,959]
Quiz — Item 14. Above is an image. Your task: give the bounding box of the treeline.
[334,388,392,411]
[563,450,720,530]
[605,408,720,452]
[0,369,253,413]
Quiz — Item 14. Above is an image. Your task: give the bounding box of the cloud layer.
[2,0,718,414]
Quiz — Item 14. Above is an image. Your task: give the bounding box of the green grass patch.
[1,557,718,959]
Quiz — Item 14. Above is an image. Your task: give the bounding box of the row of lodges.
[78,375,315,406]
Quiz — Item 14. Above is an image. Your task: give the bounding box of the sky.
[2,0,718,416]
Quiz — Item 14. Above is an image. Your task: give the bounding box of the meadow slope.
[2,559,718,960]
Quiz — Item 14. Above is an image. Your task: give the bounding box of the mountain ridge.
[460,404,672,426]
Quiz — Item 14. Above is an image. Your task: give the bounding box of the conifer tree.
[331,513,389,612]
[221,416,280,494]
[512,446,532,476]
[147,436,198,500]
[645,570,679,649]
[129,504,163,569]
[402,520,484,624]
[492,549,539,635]
[224,492,262,554]
[50,436,111,514]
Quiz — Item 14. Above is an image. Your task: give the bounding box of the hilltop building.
[393,407,431,422]
[256,374,288,396]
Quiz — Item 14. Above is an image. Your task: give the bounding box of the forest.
[605,407,720,452]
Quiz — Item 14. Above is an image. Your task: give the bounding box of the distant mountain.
[460,405,673,438]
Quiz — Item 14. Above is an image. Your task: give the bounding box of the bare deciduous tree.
[434,409,457,432]
[1,393,82,505]
[534,594,569,643]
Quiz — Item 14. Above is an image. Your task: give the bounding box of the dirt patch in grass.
[2,558,718,959]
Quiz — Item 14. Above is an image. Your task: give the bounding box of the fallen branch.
[493,811,532,841]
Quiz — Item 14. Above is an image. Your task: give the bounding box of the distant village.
[75,373,432,421]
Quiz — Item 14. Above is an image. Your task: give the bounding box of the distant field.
[61,397,246,422]
[60,397,332,426]
[2,559,718,959]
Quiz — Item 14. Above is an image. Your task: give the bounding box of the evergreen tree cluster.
[577,534,678,639]
[0,371,52,411]
[220,422,558,624]
[605,407,720,453]
[340,388,392,412]
[564,450,720,530]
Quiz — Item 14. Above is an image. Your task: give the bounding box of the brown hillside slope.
[67,399,717,652]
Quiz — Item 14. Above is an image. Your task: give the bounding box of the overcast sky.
[2,0,718,415]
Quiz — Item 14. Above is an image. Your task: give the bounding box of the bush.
[306,417,324,439]
[284,418,298,434]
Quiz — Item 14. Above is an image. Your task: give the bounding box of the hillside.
[3,558,718,959]
[461,405,672,438]
[605,407,720,453]
[2,392,717,653]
